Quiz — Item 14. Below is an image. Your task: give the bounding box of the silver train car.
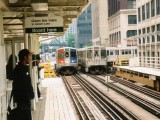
[77,46,106,74]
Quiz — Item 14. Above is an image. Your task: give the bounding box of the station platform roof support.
[1,0,91,39]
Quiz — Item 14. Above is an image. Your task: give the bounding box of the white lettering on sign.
[25,16,63,28]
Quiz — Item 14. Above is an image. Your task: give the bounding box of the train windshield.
[58,52,64,59]
[71,51,76,58]
[101,50,106,58]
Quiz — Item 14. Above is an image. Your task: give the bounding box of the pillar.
[0,10,7,120]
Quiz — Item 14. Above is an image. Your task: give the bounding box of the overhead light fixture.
[9,0,18,3]
[31,3,48,11]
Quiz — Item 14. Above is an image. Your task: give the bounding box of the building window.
[147,27,150,43]
[156,0,160,15]
[128,15,137,24]
[127,30,137,37]
[128,0,136,9]
[151,0,155,17]
[142,5,145,20]
[138,29,141,35]
[142,28,146,43]
[138,29,141,44]
[151,25,155,42]
[157,24,160,41]
[138,8,141,22]
[146,2,150,19]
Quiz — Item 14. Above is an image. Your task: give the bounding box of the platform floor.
[33,78,77,120]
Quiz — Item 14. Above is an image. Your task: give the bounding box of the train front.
[56,47,78,75]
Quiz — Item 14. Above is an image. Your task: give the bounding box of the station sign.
[25,16,63,33]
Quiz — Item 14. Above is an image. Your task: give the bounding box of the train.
[55,46,137,75]
[77,46,107,74]
[55,47,78,75]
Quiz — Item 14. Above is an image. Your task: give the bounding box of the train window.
[58,52,63,59]
[122,50,125,55]
[115,50,119,55]
[127,71,130,73]
[101,50,106,58]
[144,74,149,78]
[125,50,128,54]
[87,50,92,58]
[65,52,69,57]
[110,51,113,55]
[139,73,143,77]
[135,72,138,76]
[71,51,76,57]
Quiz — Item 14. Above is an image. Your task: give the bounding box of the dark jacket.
[13,62,34,108]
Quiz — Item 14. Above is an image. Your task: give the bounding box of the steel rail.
[74,74,140,120]
[110,76,160,101]
[89,75,160,118]
[61,75,89,120]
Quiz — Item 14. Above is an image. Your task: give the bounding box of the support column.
[0,10,7,120]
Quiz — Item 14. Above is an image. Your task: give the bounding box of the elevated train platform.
[33,78,77,120]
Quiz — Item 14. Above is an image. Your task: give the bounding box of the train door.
[86,48,93,66]
[100,48,106,65]
[57,49,64,64]
[65,48,70,64]
[94,47,99,65]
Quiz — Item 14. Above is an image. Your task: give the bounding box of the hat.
[18,49,32,61]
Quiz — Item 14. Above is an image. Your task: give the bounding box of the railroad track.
[62,75,140,120]
[109,76,160,101]
[88,74,160,118]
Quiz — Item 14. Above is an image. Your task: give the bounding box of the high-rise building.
[56,20,76,47]
[137,0,160,68]
[108,0,137,47]
[91,0,108,46]
[76,4,92,48]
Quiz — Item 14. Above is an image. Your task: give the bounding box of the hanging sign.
[25,16,63,33]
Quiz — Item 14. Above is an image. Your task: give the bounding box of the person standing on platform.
[6,54,17,80]
[12,49,34,120]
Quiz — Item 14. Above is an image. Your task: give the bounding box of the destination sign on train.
[25,16,63,28]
